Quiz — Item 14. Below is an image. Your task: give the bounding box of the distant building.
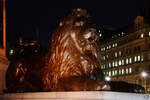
[100,0,150,93]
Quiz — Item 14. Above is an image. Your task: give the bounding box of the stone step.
[0,91,149,100]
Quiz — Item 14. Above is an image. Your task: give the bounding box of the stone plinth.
[0,91,149,100]
[0,58,9,93]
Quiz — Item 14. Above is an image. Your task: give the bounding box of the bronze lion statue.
[42,8,110,91]
[5,8,110,92]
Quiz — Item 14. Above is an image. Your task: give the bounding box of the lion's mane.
[43,8,102,91]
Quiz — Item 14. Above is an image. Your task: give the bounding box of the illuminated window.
[122,69,124,75]
[149,32,150,36]
[119,60,122,66]
[126,68,129,74]
[115,52,117,57]
[115,70,117,76]
[106,55,109,59]
[112,71,115,76]
[119,69,121,75]
[115,61,118,67]
[103,64,106,69]
[141,55,144,61]
[138,56,140,61]
[104,72,106,75]
[106,72,109,76]
[103,47,105,51]
[119,51,122,56]
[115,43,118,47]
[112,44,115,47]
[122,59,124,65]
[129,68,132,73]
[101,48,103,51]
[134,56,137,62]
[109,63,111,68]
[141,34,144,38]
[106,63,108,68]
[129,58,132,64]
[109,71,111,76]
[101,65,103,69]
[103,56,106,60]
[107,46,109,49]
[112,62,114,67]
[9,49,14,55]
[109,45,111,49]
[126,58,128,64]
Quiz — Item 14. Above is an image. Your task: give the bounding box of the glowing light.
[105,76,111,81]
[141,34,144,38]
[9,49,14,55]
[99,34,102,37]
[141,72,148,78]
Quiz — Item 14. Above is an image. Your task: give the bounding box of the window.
[138,56,140,61]
[115,61,118,67]
[115,52,118,57]
[129,58,132,64]
[107,46,109,49]
[129,68,132,73]
[126,68,129,74]
[109,63,111,68]
[141,34,144,38]
[119,51,122,56]
[9,49,14,55]
[106,55,109,59]
[134,56,137,62]
[101,65,103,69]
[122,59,124,65]
[126,58,129,64]
[103,64,106,69]
[112,62,115,67]
[112,71,115,76]
[115,70,117,76]
[109,45,111,49]
[149,32,150,36]
[104,72,106,75]
[103,56,106,60]
[122,69,124,75]
[119,69,121,75]
[119,60,122,66]
[115,43,118,47]
[112,44,115,48]
[103,47,105,51]
[106,72,109,76]
[109,71,111,76]
[141,55,144,61]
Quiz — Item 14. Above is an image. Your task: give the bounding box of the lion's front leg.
[57,76,110,91]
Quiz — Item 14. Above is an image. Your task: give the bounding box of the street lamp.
[141,72,148,78]
[141,72,148,93]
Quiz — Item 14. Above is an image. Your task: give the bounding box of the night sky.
[6,0,141,46]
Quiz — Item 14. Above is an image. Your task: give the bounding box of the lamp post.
[141,72,148,93]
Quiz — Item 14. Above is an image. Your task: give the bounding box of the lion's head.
[43,8,102,91]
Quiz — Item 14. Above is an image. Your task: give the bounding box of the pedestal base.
[0,91,149,100]
[0,57,9,93]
